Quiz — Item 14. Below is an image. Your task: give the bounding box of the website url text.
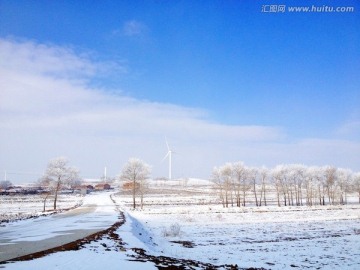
[261,5,355,13]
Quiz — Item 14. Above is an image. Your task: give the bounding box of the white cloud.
[121,20,148,37]
[1,38,359,183]
[0,38,96,79]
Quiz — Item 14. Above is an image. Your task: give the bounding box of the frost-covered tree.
[336,168,352,205]
[40,157,79,210]
[352,172,360,204]
[213,162,254,207]
[0,180,12,190]
[220,163,233,207]
[272,165,288,206]
[232,162,245,207]
[212,166,225,207]
[311,166,326,205]
[323,166,337,205]
[120,158,151,209]
[287,164,306,206]
[236,165,251,207]
[258,167,269,206]
[305,166,321,206]
[68,178,83,191]
[246,167,258,206]
[212,163,234,208]
[212,162,359,208]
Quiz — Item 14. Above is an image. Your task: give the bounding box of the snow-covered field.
[1,191,157,270]
[113,179,360,269]
[1,180,360,269]
[1,208,235,270]
[0,193,83,223]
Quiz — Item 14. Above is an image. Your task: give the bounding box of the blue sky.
[0,0,359,182]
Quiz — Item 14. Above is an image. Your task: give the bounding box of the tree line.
[212,162,360,208]
[11,156,359,211]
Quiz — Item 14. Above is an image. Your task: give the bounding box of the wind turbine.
[162,137,174,180]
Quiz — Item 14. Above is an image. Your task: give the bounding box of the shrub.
[162,223,181,237]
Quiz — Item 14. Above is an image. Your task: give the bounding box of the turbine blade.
[161,151,170,162]
[165,136,170,151]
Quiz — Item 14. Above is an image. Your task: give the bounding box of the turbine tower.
[162,138,173,180]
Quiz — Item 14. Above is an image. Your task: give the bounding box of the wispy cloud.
[1,38,359,183]
[0,38,95,80]
[115,20,148,37]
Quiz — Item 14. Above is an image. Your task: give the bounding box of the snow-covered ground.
[123,204,360,269]
[0,193,83,222]
[1,181,360,269]
[0,191,119,262]
[2,210,157,270]
[113,180,360,269]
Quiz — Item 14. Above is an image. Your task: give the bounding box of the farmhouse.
[95,183,111,190]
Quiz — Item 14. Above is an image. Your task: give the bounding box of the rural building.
[95,183,111,190]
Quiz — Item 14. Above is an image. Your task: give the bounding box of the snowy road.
[0,191,119,262]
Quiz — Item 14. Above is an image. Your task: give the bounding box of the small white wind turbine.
[162,137,174,180]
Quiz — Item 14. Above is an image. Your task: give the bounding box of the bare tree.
[211,164,233,208]
[258,167,268,206]
[324,166,337,205]
[237,166,251,207]
[212,162,359,208]
[41,190,51,212]
[305,166,320,206]
[120,158,151,209]
[69,178,83,192]
[40,157,79,210]
[288,164,305,206]
[337,168,352,205]
[232,162,245,207]
[312,166,326,206]
[272,165,288,206]
[283,166,293,206]
[212,167,226,207]
[246,167,258,206]
[352,172,360,204]
[220,163,233,208]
